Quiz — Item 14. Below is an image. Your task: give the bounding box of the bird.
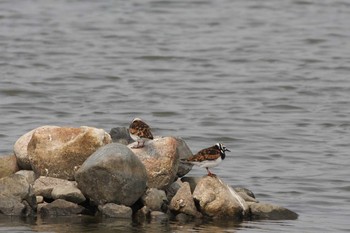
[128,118,154,148]
[182,143,230,177]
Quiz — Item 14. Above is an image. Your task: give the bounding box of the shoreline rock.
[75,143,147,206]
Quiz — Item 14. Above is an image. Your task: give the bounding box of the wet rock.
[234,187,258,203]
[134,206,151,221]
[14,126,60,170]
[234,187,256,199]
[169,182,202,218]
[150,211,168,221]
[39,199,85,217]
[15,170,36,185]
[98,203,132,218]
[141,188,167,211]
[129,137,179,190]
[248,202,298,220]
[175,137,193,177]
[33,176,76,199]
[192,176,245,220]
[0,154,19,178]
[51,184,86,204]
[27,126,112,180]
[75,143,147,206]
[109,127,133,145]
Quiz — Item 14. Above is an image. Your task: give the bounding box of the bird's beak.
[226,149,231,152]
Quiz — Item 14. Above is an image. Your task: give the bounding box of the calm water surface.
[1,0,350,232]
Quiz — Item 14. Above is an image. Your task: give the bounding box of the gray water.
[1,0,350,232]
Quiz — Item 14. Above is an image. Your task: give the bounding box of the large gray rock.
[51,185,86,204]
[175,137,193,177]
[75,143,147,206]
[27,126,112,180]
[0,154,19,178]
[248,202,298,220]
[169,182,202,218]
[192,176,246,220]
[129,137,180,190]
[39,199,85,217]
[14,126,59,170]
[98,203,132,218]
[33,176,76,199]
[109,127,133,145]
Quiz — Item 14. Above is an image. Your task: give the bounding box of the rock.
[165,179,182,202]
[109,127,133,145]
[234,187,256,199]
[15,170,36,185]
[75,143,147,206]
[0,154,19,178]
[175,137,193,177]
[0,194,26,216]
[51,185,86,204]
[0,174,36,216]
[27,126,112,180]
[36,196,44,204]
[39,199,85,217]
[181,176,202,193]
[14,126,60,170]
[169,182,202,218]
[192,176,245,220]
[134,206,151,221]
[33,176,76,199]
[248,202,298,220]
[150,211,169,221]
[141,188,167,211]
[129,137,179,190]
[0,174,30,200]
[98,203,132,218]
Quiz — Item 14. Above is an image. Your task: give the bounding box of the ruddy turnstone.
[128,118,154,148]
[183,143,230,177]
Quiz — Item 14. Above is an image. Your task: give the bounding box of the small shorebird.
[128,118,154,148]
[182,143,230,177]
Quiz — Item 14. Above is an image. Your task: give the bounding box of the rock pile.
[0,124,298,222]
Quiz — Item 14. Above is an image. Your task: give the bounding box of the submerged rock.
[75,143,147,206]
[129,137,179,190]
[98,203,132,218]
[0,154,19,179]
[39,199,85,217]
[248,202,298,220]
[27,126,112,180]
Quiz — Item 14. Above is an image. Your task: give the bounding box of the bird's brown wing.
[129,120,154,139]
[187,146,220,162]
